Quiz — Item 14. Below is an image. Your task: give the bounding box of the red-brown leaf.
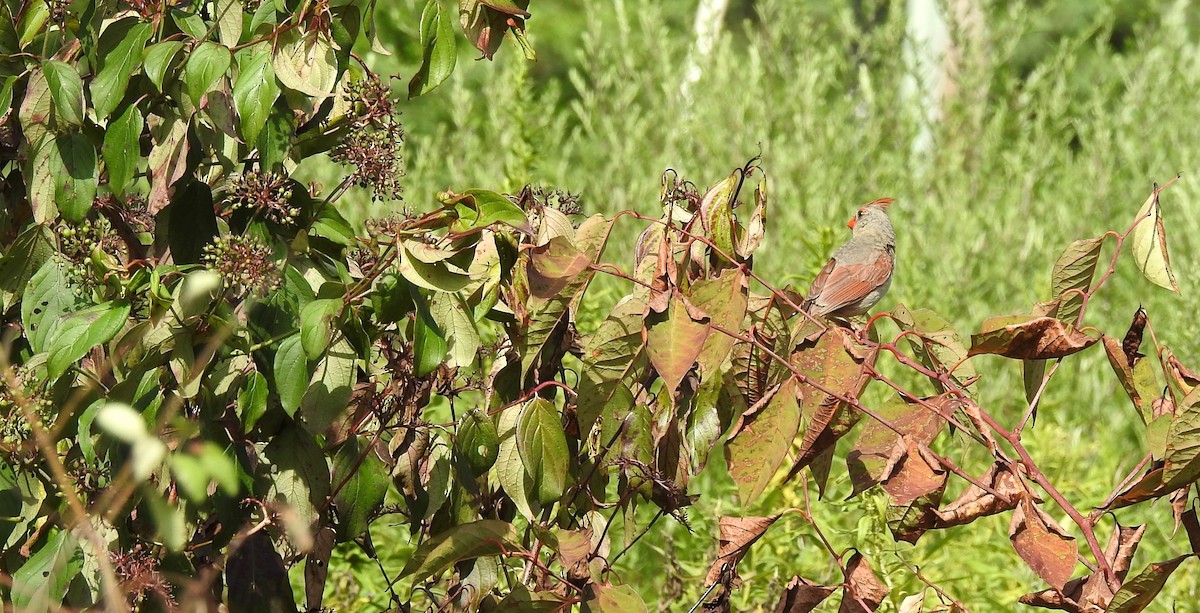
[1009,499,1077,591]
[968,315,1098,360]
[774,576,836,613]
[837,553,888,613]
[704,515,783,586]
[934,462,1024,528]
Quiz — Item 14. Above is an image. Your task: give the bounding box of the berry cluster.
[221,172,298,226]
[201,235,281,296]
[0,366,50,447]
[332,75,405,201]
[514,185,583,215]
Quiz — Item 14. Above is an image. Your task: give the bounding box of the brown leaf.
[846,396,945,496]
[1102,465,1169,510]
[934,462,1024,528]
[1009,498,1077,591]
[774,576,836,613]
[704,515,782,586]
[1165,352,1200,394]
[227,531,298,612]
[785,327,874,481]
[1020,523,1146,611]
[459,0,530,59]
[882,444,948,543]
[1182,507,1200,556]
[838,553,889,613]
[968,315,1098,360]
[146,113,190,214]
[1102,335,1159,419]
[304,526,336,611]
[1122,306,1148,364]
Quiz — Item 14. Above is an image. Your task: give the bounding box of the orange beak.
[847,217,856,229]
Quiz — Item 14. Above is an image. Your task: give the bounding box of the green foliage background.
[298,0,1200,610]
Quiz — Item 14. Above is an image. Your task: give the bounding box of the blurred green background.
[298,1,1200,610]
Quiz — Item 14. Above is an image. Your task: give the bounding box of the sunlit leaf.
[1129,187,1180,294]
[399,519,522,584]
[968,315,1097,360]
[725,380,800,506]
[409,0,458,97]
[516,398,570,506]
[90,22,153,120]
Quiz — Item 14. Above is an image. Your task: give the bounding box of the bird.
[802,198,896,320]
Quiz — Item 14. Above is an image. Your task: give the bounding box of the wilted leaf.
[705,514,784,585]
[646,292,711,394]
[1102,335,1159,422]
[147,113,190,213]
[934,462,1023,528]
[1129,186,1180,294]
[968,315,1097,360]
[725,380,800,506]
[399,520,522,584]
[846,396,944,496]
[459,0,530,59]
[774,575,836,613]
[1009,499,1076,591]
[838,552,889,613]
[882,444,948,543]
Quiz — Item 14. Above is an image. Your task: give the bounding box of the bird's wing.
[804,250,894,315]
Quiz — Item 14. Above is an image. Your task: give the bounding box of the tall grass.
[306,1,1200,609]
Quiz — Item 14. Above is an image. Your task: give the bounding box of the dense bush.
[1,0,1198,611]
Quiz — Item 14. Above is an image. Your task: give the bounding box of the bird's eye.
[857,210,864,218]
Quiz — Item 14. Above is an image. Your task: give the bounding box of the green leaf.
[215,0,244,46]
[41,60,83,127]
[1129,187,1180,294]
[258,423,331,529]
[299,337,356,434]
[52,133,98,223]
[1106,555,1190,612]
[399,520,522,584]
[300,298,342,361]
[142,40,186,92]
[171,8,208,39]
[273,29,338,97]
[257,103,293,171]
[399,246,472,293]
[516,398,570,506]
[583,583,649,613]
[46,301,130,379]
[451,189,528,232]
[310,202,355,246]
[332,436,389,539]
[725,379,801,506]
[11,529,83,612]
[237,370,269,430]
[102,104,143,196]
[413,295,448,376]
[690,268,748,375]
[430,292,480,369]
[408,0,457,97]
[185,42,233,106]
[22,260,77,353]
[457,409,499,476]
[1162,387,1200,489]
[0,225,54,295]
[645,293,711,394]
[1050,236,1104,324]
[232,44,279,146]
[274,334,308,415]
[90,22,153,120]
[495,404,537,520]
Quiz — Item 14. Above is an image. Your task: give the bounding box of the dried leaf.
[1009,499,1076,591]
[935,463,1023,528]
[882,444,948,543]
[774,575,836,613]
[705,514,783,586]
[968,315,1097,360]
[838,553,889,613]
[846,396,944,496]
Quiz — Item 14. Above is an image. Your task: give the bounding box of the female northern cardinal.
[802,198,896,319]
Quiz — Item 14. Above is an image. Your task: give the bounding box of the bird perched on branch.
[802,198,896,319]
